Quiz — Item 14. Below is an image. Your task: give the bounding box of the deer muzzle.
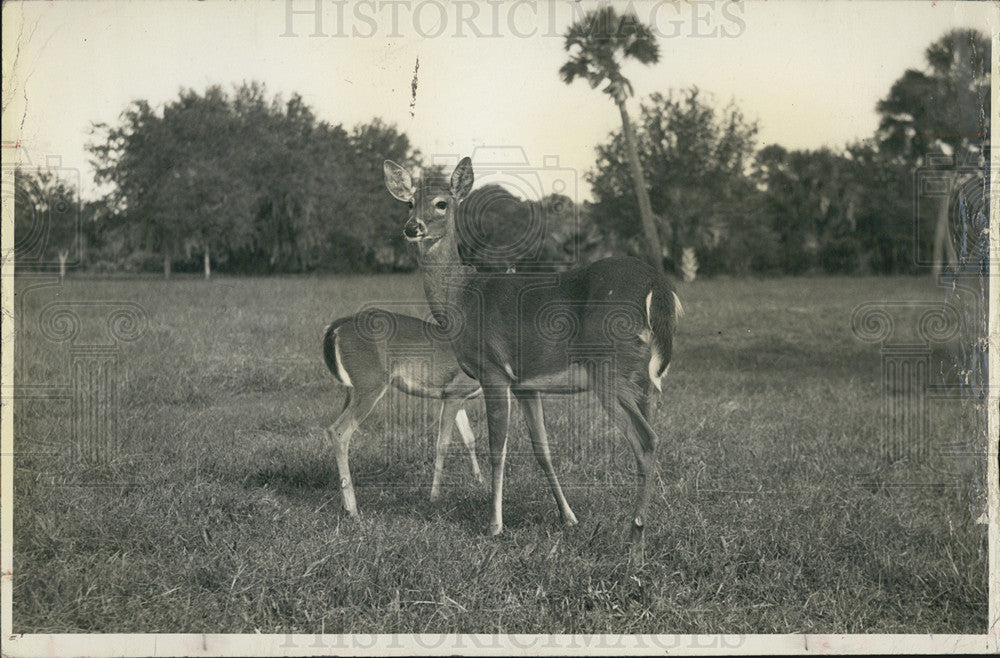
[403,218,426,241]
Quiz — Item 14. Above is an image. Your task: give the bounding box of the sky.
[2,0,996,201]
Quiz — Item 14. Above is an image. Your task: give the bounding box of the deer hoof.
[629,518,645,543]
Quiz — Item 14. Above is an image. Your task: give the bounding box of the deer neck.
[415,224,474,329]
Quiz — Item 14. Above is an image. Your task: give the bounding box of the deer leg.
[637,379,654,421]
[482,384,512,536]
[636,381,660,423]
[328,384,387,518]
[454,407,483,484]
[594,376,658,556]
[622,402,657,543]
[430,397,461,502]
[514,389,578,527]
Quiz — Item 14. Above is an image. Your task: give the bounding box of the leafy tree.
[876,28,990,274]
[559,6,664,274]
[90,99,179,276]
[454,187,605,273]
[162,86,257,277]
[537,193,612,269]
[342,120,421,271]
[13,167,80,282]
[845,141,919,274]
[755,145,861,273]
[589,88,764,274]
[89,83,424,275]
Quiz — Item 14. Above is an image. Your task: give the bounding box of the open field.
[11,273,988,634]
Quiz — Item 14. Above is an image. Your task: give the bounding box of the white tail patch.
[503,362,517,380]
[672,290,684,318]
[333,329,353,387]
[646,290,664,392]
[648,345,664,392]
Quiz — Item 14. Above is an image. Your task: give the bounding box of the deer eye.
[435,201,448,210]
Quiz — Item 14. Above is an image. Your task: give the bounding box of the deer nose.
[403,218,426,240]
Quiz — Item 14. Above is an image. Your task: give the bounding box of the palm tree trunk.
[931,175,957,277]
[616,98,664,275]
[163,253,172,280]
[58,251,68,285]
[204,247,211,280]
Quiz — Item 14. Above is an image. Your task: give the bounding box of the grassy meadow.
[11,273,988,634]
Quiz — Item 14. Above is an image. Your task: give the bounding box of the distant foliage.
[586,44,986,278]
[456,186,605,272]
[13,167,79,270]
[820,238,863,274]
[875,28,990,275]
[877,29,990,161]
[85,83,582,275]
[73,29,987,278]
[88,83,422,275]
[589,86,772,275]
[844,141,921,274]
[755,145,863,274]
[608,89,759,247]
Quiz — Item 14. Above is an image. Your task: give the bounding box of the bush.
[781,243,816,275]
[121,250,163,273]
[695,220,781,277]
[820,238,863,274]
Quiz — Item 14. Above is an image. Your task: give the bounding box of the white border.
[0,633,996,657]
[1,2,997,655]
[985,22,1000,653]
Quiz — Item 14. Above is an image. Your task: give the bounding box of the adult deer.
[383,157,681,549]
[323,308,483,517]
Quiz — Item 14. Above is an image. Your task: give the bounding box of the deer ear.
[383,160,414,202]
[450,157,474,200]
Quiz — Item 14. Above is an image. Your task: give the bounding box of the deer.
[383,157,682,554]
[323,308,484,518]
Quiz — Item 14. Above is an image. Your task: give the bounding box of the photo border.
[1,2,997,655]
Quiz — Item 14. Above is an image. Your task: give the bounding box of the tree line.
[13,22,989,279]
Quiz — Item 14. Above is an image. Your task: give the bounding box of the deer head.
[383,157,474,244]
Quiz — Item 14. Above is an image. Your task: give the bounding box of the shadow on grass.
[241,451,497,530]
[242,449,605,539]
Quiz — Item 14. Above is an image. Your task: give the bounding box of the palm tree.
[559,6,664,274]
[876,28,990,276]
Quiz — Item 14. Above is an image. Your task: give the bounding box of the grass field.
[11,273,988,634]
